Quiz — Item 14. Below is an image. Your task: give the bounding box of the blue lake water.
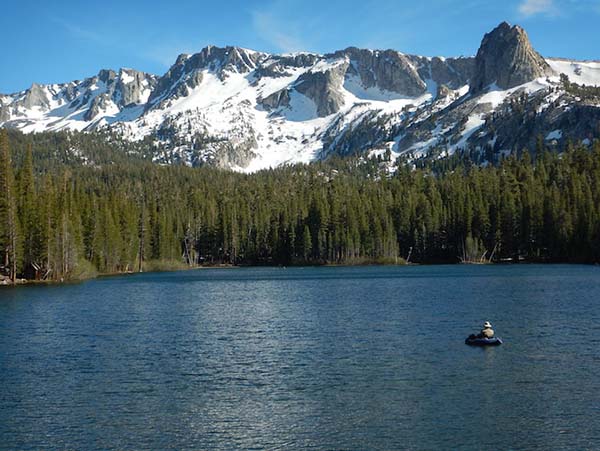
[1,265,599,450]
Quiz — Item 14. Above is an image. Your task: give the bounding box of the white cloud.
[518,0,558,17]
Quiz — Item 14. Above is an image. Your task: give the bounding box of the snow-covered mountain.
[1,22,600,171]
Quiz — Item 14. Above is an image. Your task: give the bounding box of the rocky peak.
[471,21,554,93]
[255,53,321,79]
[146,57,190,107]
[22,83,51,110]
[78,68,157,121]
[187,45,266,75]
[276,53,322,69]
[115,68,157,107]
[147,46,266,109]
[98,69,117,85]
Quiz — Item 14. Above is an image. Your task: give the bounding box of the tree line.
[1,129,600,282]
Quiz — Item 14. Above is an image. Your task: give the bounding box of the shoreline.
[2,259,598,288]
[0,263,233,287]
[2,260,407,287]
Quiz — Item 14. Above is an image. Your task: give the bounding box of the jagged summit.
[146,45,268,111]
[1,23,599,170]
[471,21,555,93]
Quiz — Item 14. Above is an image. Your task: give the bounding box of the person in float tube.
[479,321,494,339]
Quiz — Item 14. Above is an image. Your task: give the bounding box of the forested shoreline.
[1,129,600,284]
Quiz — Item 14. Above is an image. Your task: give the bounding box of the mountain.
[0,69,157,129]
[1,22,599,171]
[470,21,554,93]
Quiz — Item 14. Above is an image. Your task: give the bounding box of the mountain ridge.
[1,22,599,171]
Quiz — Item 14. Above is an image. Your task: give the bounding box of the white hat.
[483,321,492,328]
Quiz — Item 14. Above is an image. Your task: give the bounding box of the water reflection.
[1,265,599,449]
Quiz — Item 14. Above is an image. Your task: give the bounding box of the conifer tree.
[18,143,39,277]
[0,130,19,281]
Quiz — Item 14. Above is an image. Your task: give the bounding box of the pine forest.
[1,129,600,283]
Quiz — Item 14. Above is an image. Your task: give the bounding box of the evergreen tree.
[17,143,41,277]
[0,130,20,281]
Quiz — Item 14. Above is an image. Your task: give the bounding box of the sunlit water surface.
[1,265,599,450]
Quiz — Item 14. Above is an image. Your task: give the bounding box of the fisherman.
[479,321,494,338]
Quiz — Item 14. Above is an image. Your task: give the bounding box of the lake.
[1,265,599,450]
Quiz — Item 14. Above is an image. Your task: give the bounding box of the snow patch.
[547,59,600,87]
[343,74,414,102]
[450,114,485,154]
[119,70,135,84]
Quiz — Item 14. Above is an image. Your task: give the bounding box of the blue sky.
[2,0,599,93]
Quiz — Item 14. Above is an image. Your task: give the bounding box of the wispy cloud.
[50,16,110,46]
[518,0,558,17]
[251,5,308,53]
[52,15,199,68]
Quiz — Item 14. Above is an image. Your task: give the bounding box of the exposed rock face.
[255,53,320,79]
[277,53,322,69]
[146,55,196,110]
[415,56,475,90]
[0,96,10,122]
[81,69,157,120]
[183,45,265,77]
[98,69,116,85]
[61,84,78,103]
[84,93,111,121]
[471,21,554,93]
[260,49,472,116]
[22,83,51,110]
[259,48,474,116]
[211,137,257,169]
[117,69,156,106]
[259,88,291,110]
[294,61,349,116]
[334,48,427,96]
